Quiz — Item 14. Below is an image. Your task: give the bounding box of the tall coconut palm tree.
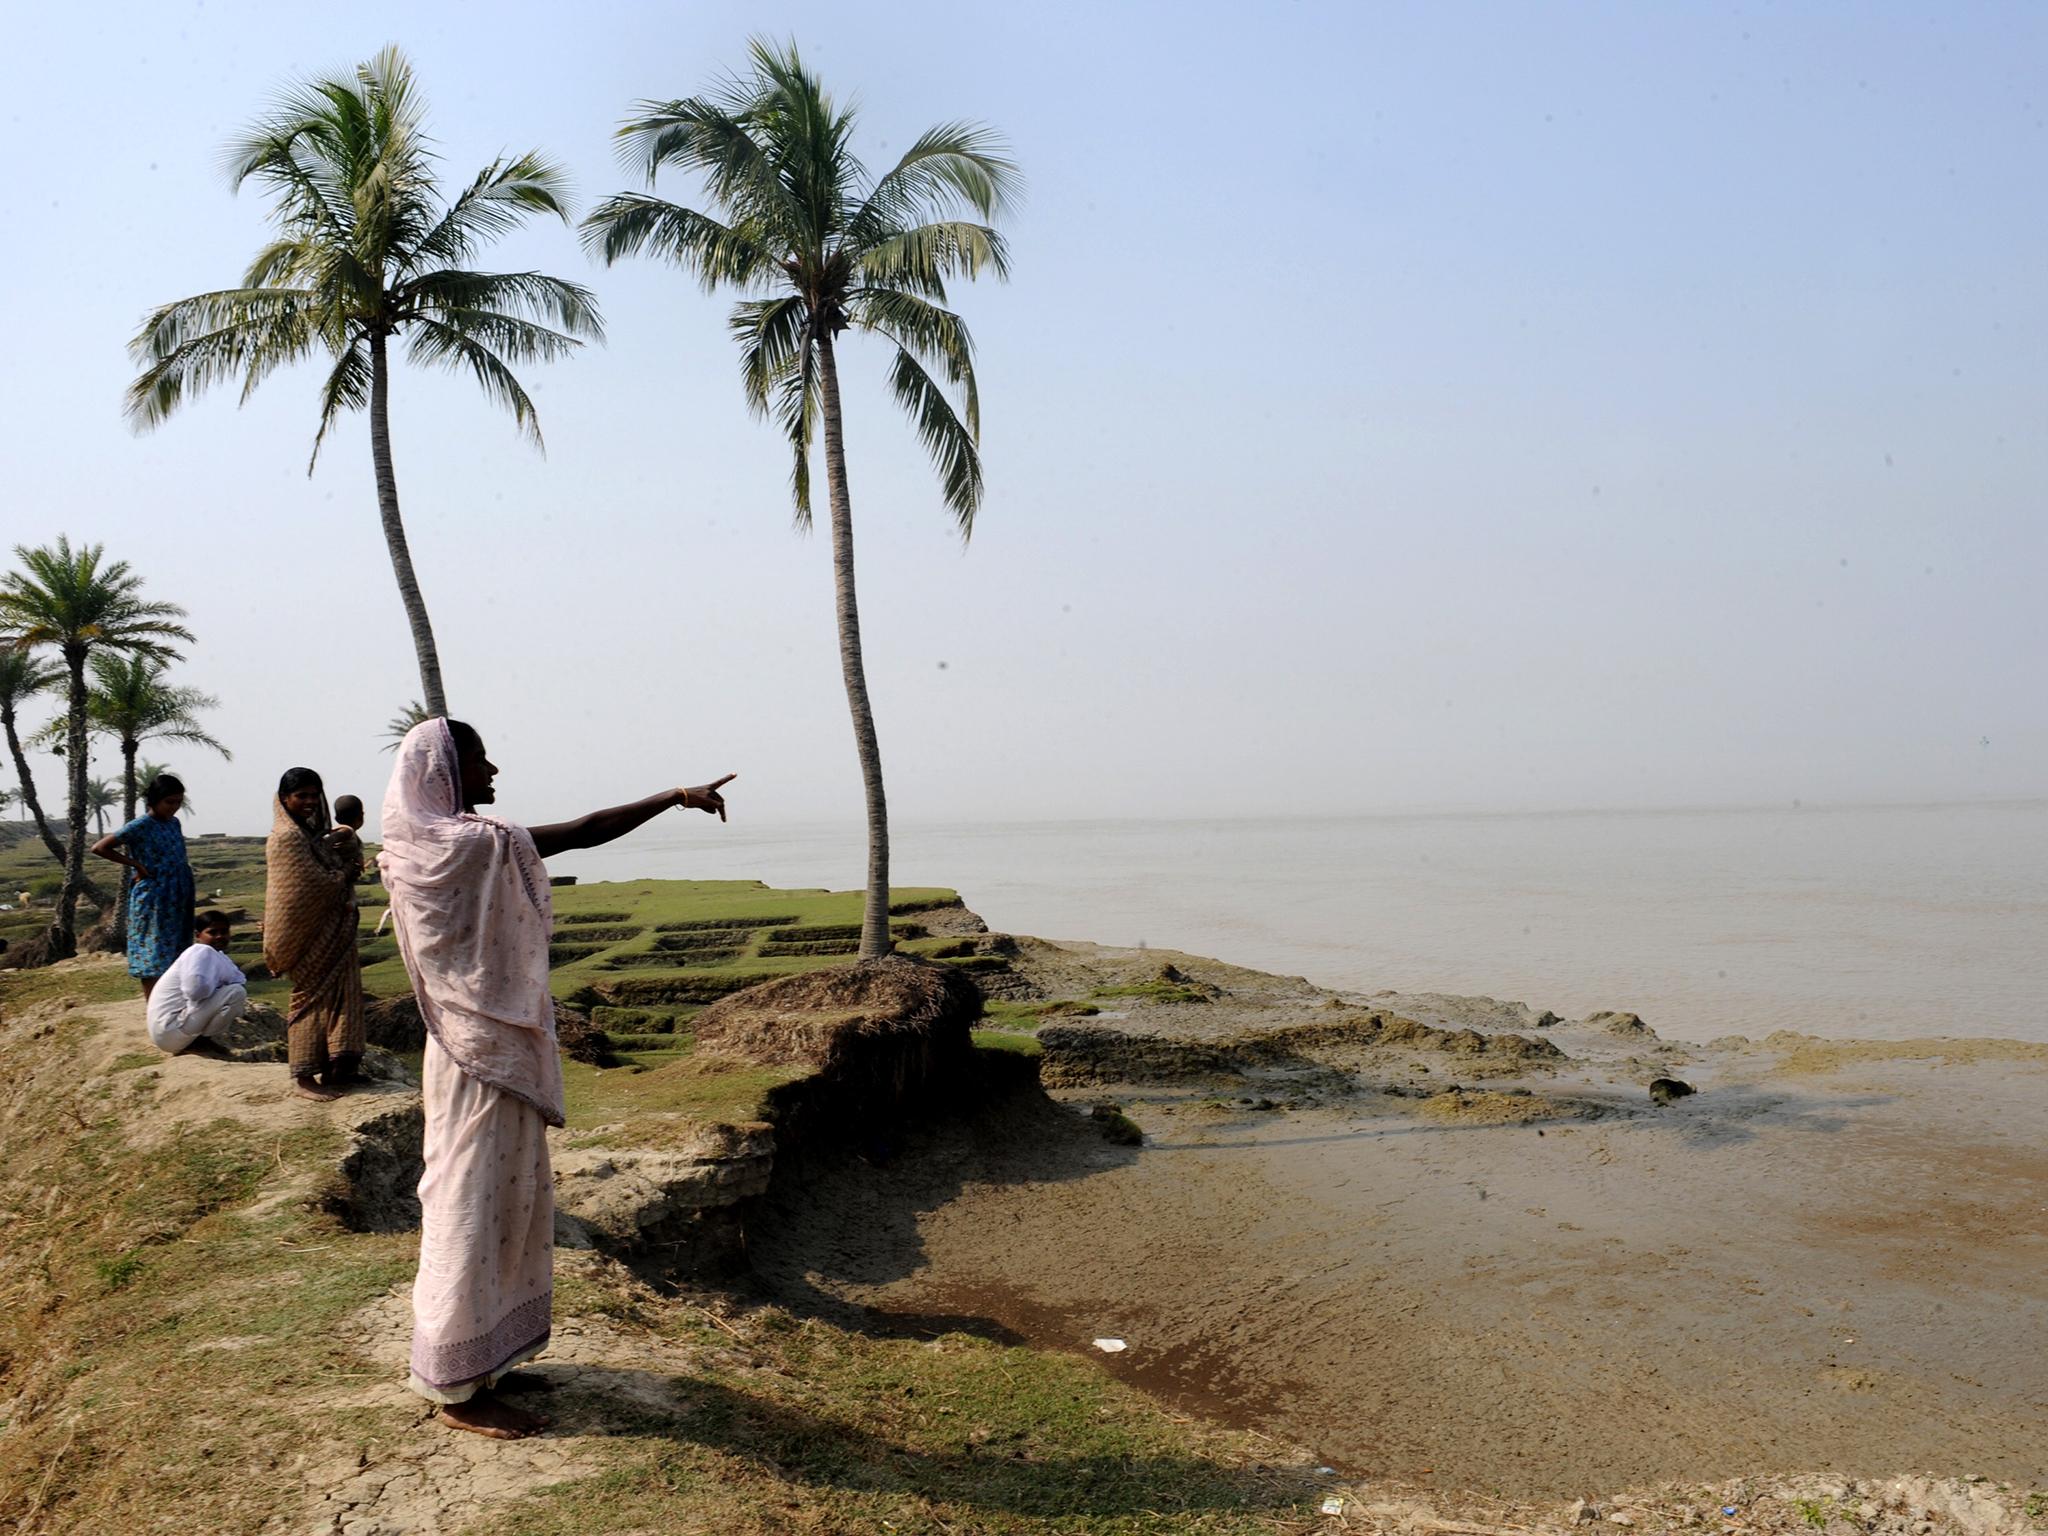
[125,45,603,717]
[584,39,1015,958]
[0,540,193,955]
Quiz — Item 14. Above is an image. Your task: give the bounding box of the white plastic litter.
[1321,1495,1346,1515]
[1092,1337,1127,1353]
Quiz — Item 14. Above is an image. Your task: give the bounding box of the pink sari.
[379,721,564,1402]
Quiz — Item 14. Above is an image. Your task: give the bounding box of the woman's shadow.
[527,1360,1315,1522]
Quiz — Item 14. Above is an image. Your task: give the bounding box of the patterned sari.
[379,720,564,1404]
[112,812,193,980]
[262,795,364,1079]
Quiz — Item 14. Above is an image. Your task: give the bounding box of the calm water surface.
[552,801,2048,1043]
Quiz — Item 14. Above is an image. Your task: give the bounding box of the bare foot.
[291,1077,339,1102]
[438,1392,551,1440]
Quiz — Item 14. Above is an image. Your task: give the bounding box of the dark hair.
[277,766,331,838]
[445,719,483,757]
[195,908,231,934]
[142,773,185,809]
[333,794,364,824]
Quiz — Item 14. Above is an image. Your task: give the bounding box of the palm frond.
[593,40,1011,530]
[610,95,798,238]
[846,121,1020,252]
[742,38,864,256]
[77,653,231,764]
[382,700,430,750]
[773,339,821,526]
[580,194,771,288]
[124,289,318,430]
[729,295,812,415]
[309,341,372,472]
[404,152,576,273]
[406,321,545,447]
[405,307,583,369]
[855,220,1010,297]
[851,288,979,435]
[138,46,597,464]
[401,269,604,342]
[0,539,193,660]
[0,648,62,711]
[886,347,981,535]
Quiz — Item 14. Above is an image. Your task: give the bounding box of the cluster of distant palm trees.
[112,37,1016,962]
[0,541,230,955]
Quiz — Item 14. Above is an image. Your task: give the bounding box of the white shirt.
[145,943,247,1047]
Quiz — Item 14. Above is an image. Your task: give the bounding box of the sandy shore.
[752,941,2048,1499]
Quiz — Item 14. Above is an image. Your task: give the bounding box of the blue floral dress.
[112,812,195,980]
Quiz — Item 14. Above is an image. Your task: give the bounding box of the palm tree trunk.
[3,704,68,868]
[815,332,893,961]
[51,646,90,956]
[369,331,449,718]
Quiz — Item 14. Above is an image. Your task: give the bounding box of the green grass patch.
[978,997,1104,1025]
[598,948,743,971]
[543,881,960,1008]
[887,895,965,916]
[1090,981,1212,1006]
[106,1051,160,1073]
[652,914,798,934]
[599,972,790,1007]
[651,930,740,953]
[972,1029,1044,1058]
[1032,999,1102,1018]
[0,962,140,1009]
[93,1251,148,1291]
[493,1321,1315,1535]
[560,1053,802,1140]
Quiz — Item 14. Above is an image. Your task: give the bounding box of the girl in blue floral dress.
[93,773,196,999]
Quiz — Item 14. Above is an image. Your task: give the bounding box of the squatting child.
[145,909,249,1057]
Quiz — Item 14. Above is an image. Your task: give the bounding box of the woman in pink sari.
[380,718,733,1439]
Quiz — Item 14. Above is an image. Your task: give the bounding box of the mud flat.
[752,941,2048,1499]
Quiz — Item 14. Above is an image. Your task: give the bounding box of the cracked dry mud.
[283,1284,711,1536]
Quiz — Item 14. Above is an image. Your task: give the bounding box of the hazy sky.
[3,0,2042,840]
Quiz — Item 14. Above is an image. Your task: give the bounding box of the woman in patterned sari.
[263,766,364,1101]
[92,772,195,999]
[383,718,732,1438]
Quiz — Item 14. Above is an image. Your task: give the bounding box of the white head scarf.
[378,720,564,1125]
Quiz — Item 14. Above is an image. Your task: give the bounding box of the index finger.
[711,773,737,789]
